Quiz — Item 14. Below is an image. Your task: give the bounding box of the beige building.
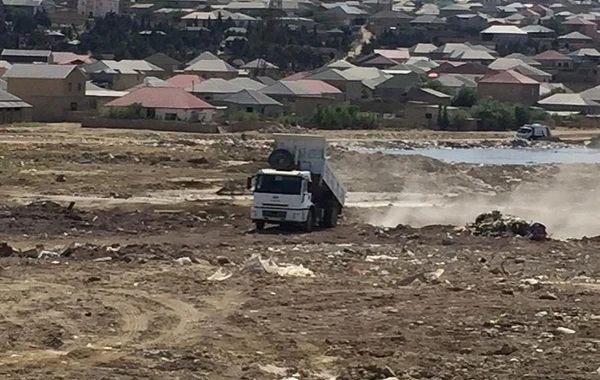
[4,64,87,121]
[477,69,540,106]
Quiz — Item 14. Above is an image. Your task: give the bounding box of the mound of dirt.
[467,210,547,240]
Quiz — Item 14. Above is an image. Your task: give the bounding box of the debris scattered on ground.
[187,157,209,165]
[243,255,315,277]
[467,211,547,240]
[38,250,60,259]
[55,174,66,182]
[398,268,445,286]
[216,180,247,196]
[207,268,232,281]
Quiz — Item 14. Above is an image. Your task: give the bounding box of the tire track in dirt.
[0,280,202,367]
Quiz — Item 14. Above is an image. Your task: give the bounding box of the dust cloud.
[352,165,600,239]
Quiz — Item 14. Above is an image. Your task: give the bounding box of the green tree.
[421,80,454,95]
[450,109,470,130]
[452,87,479,107]
[471,98,516,131]
[515,106,531,127]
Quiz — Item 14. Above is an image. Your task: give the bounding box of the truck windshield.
[518,127,531,134]
[255,175,302,195]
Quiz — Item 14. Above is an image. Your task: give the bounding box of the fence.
[82,117,219,133]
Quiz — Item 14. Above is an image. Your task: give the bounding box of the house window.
[246,107,253,113]
[165,113,177,120]
[78,83,83,92]
[147,108,156,118]
[68,83,72,92]
[70,102,78,111]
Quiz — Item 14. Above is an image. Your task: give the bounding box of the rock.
[38,250,60,259]
[422,268,445,283]
[86,276,102,283]
[216,256,232,265]
[556,327,576,335]
[0,242,14,257]
[539,292,558,301]
[59,243,76,257]
[55,174,66,182]
[187,157,209,165]
[488,343,518,355]
[174,257,193,266]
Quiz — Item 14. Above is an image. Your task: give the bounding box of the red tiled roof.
[533,50,572,61]
[563,17,596,25]
[105,87,215,109]
[479,69,539,85]
[52,52,93,65]
[295,79,342,94]
[166,74,205,88]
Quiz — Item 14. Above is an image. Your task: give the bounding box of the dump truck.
[248,134,346,231]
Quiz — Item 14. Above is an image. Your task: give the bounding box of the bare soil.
[1,124,600,380]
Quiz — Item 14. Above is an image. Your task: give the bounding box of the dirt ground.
[1,124,600,380]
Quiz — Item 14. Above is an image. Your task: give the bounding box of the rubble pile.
[468,210,547,240]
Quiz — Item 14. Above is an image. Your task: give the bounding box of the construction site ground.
[1,123,600,380]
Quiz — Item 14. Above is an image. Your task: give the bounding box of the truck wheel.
[303,209,313,232]
[255,221,265,231]
[323,206,339,228]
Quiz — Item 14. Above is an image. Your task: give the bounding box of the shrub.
[311,103,377,129]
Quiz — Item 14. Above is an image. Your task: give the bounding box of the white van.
[516,123,551,140]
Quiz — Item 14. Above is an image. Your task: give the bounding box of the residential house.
[439,3,472,18]
[260,80,340,113]
[4,64,87,121]
[145,53,182,74]
[374,70,422,98]
[294,79,345,102]
[229,77,267,91]
[85,81,128,111]
[428,43,497,60]
[188,78,244,104]
[477,69,540,105]
[579,85,600,103]
[488,58,551,82]
[558,31,594,50]
[128,77,173,91]
[533,50,574,73]
[181,10,258,28]
[537,93,600,114]
[306,68,366,100]
[562,17,597,39]
[78,0,119,17]
[223,89,283,116]
[433,73,478,89]
[568,48,600,63]
[480,25,527,43]
[0,90,33,123]
[406,87,452,105]
[221,1,270,17]
[184,52,238,79]
[52,52,93,65]
[432,61,496,76]
[409,43,437,57]
[166,74,205,89]
[520,24,555,38]
[447,13,488,32]
[325,60,356,70]
[367,10,413,34]
[1,49,52,64]
[322,4,368,27]
[504,53,541,66]
[409,15,446,29]
[104,87,215,122]
[240,59,279,77]
[83,60,165,90]
[451,49,496,65]
[356,49,410,68]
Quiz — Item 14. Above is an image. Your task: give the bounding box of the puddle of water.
[373,147,600,165]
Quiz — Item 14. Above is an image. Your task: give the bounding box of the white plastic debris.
[243,255,315,278]
[174,257,193,266]
[556,327,576,335]
[423,268,445,283]
[365,255,398,262]
[38,250,60,259]
[207,268,232,282]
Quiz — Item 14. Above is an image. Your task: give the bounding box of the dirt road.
[1,124,600,379]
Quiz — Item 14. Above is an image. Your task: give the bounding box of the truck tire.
[323,206,339,228]
[268,149,295,170]
[303,209,313,232]
[255,221,265,231]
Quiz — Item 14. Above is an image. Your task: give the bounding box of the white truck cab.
[516,123,551,140]
[248,134,346,232]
